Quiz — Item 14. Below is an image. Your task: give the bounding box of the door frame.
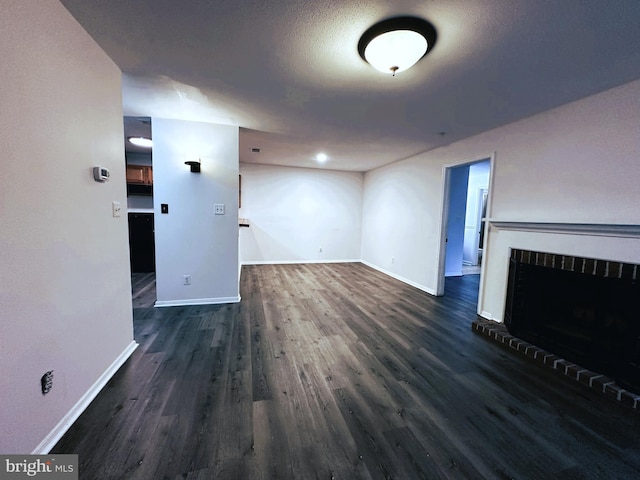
[434,152,495,314]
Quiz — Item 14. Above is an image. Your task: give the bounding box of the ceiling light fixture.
[128,136,153,148]
[315,153,328,162]
[358,16,437,76]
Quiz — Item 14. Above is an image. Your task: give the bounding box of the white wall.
[239,163,363,263]
[361,155,444,294]
[152,119,239,305]
[0,0,135,453]
[127,195,154,211]
[362,78,640,316]
[126,152,152,167]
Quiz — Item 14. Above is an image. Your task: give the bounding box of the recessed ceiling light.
[358,16,437,76]
[316,153,328,162]
[128,136,153,148]
[251,147,261,153]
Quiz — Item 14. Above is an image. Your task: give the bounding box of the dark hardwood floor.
[130,272,156,309]
[52,263,640,479]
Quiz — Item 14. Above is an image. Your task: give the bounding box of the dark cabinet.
[128,213,155,273]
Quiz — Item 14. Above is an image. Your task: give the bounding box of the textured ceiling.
[60,0,640,172]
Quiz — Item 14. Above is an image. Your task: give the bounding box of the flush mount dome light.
[358,16,437,76]
[128,136,153,148]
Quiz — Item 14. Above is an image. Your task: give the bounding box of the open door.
[444,165,470,277]
[476,188,488,265]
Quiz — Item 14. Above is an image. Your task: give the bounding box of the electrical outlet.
[214,204,225,215]
[112,201,121,218]
[183,275,191,285]
[41,370,53,395]
[319,247,323,253]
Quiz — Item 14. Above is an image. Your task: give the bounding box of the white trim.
[487,220,640,238]
[480,310,499,322]
[240,259,439,296]
[241,259,361,266]
[361,260,438,296]
[434,165,452,296]
[155,296,240,307]
[32,340,139,454]
[126,208,154,213]
[475,154,496,317]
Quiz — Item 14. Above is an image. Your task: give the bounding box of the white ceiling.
[60,0,640,172]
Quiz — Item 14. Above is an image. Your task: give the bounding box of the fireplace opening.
[505,249,640,394]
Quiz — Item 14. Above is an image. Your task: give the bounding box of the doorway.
[436,156,493,308]
[124,116,156,306]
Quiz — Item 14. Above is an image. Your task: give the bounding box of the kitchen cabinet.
[126,165,153,185]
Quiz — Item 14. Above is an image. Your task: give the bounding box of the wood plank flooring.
[131,272,156,309]
[52,263,640,479]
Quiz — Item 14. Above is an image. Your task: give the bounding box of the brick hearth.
[472,318,640,410]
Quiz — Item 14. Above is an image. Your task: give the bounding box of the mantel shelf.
[487,220,640,239]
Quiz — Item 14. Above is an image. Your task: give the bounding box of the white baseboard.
[154,296,241,307]
[239,259,437,295]
[361,261,438,296]
[32,340,139,454]
[241,259,361,266]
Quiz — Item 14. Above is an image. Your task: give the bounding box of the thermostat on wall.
[93,166,110,182]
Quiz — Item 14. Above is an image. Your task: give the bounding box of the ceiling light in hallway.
[128,136,153,148]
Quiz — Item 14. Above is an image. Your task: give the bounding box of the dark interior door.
[128,213,155,273]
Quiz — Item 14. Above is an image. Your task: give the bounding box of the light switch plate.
[214,204,225,215]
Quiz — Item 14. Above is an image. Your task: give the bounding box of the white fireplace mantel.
[486,220,640,239]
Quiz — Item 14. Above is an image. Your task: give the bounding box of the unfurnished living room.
[2,1,640,479]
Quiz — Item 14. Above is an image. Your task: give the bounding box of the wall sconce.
[185,158,201,173]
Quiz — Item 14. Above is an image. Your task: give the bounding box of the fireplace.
[505,249,640,393]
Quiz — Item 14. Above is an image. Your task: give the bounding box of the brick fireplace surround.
[472,249,640,410]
